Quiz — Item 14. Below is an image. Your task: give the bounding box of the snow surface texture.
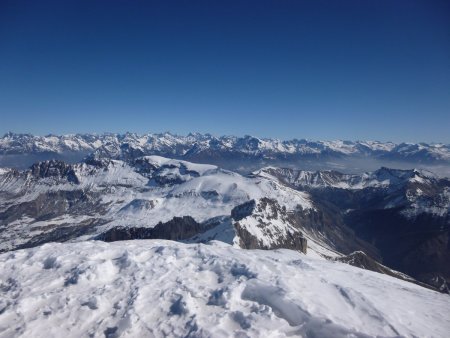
[0,240,449,338]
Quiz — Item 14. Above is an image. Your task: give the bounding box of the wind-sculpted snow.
[0,240,449,338]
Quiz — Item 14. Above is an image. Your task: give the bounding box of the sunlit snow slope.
[1,240,449,338]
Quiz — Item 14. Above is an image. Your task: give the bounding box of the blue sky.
[0,0,449,142]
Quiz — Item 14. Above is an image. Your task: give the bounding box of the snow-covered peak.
[1,240,449,337]
[259,166,441,190]
[0,167,12,175]
[140,155,218,175]
[2,132,450,165]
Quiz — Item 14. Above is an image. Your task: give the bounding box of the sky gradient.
[0,0,449,142]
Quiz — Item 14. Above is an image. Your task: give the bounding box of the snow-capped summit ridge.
[140,155,218,175]
[1,132,449,164]
[260,166,442,190]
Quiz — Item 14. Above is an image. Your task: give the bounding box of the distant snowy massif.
[1,132,450,175]
[0,132,449,337]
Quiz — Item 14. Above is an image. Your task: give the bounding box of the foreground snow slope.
[1,240,449,338]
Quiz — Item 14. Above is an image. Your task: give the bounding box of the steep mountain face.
[96,216,211,242]
[231,198,308,253]
[260,166,450,291]
[2,132,450,172]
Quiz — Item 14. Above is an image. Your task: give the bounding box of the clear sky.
[0,0,449,142]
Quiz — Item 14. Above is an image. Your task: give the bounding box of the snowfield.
[1,240,449,338]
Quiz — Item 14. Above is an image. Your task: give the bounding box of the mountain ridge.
[1,132,449,165]
[1,155,449,292]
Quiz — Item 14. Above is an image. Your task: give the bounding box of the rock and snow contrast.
[1,138,450,337]
[0,156,314,253]
[0,155,449,285]
[260,166,450,291]
[1,133,450,173]
[1,240,450,338]
[257,166,440,190]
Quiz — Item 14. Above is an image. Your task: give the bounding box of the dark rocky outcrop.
[0,190,104,225]
[234,221,307,254]
[232,198,308,254]
[231,200,256,221]
[9,218,105,253]
[132,157,204,186]
[96,216,217,242]
[29,160,79,184]
[287,199,381,259]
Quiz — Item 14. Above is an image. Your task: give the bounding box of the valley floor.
[0,240,449,338]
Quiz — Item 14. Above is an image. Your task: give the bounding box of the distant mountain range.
[1,133,450,173]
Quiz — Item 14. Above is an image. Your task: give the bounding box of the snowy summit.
[1,240,449,338]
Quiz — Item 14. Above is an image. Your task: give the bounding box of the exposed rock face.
[131,156,214,186]
[0,189,109,253]
[231,198,307,254]
[287,200,380,259]
[229,193,377,258]
[234,221,308,254]
[335,251,394,273]
[97,216,216,242]
[421,274,450,294]
[118,199,156,213]
[231,200,256,221]
[0,189,106,224]
[29,160,79,184]
[11,218,105,253]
